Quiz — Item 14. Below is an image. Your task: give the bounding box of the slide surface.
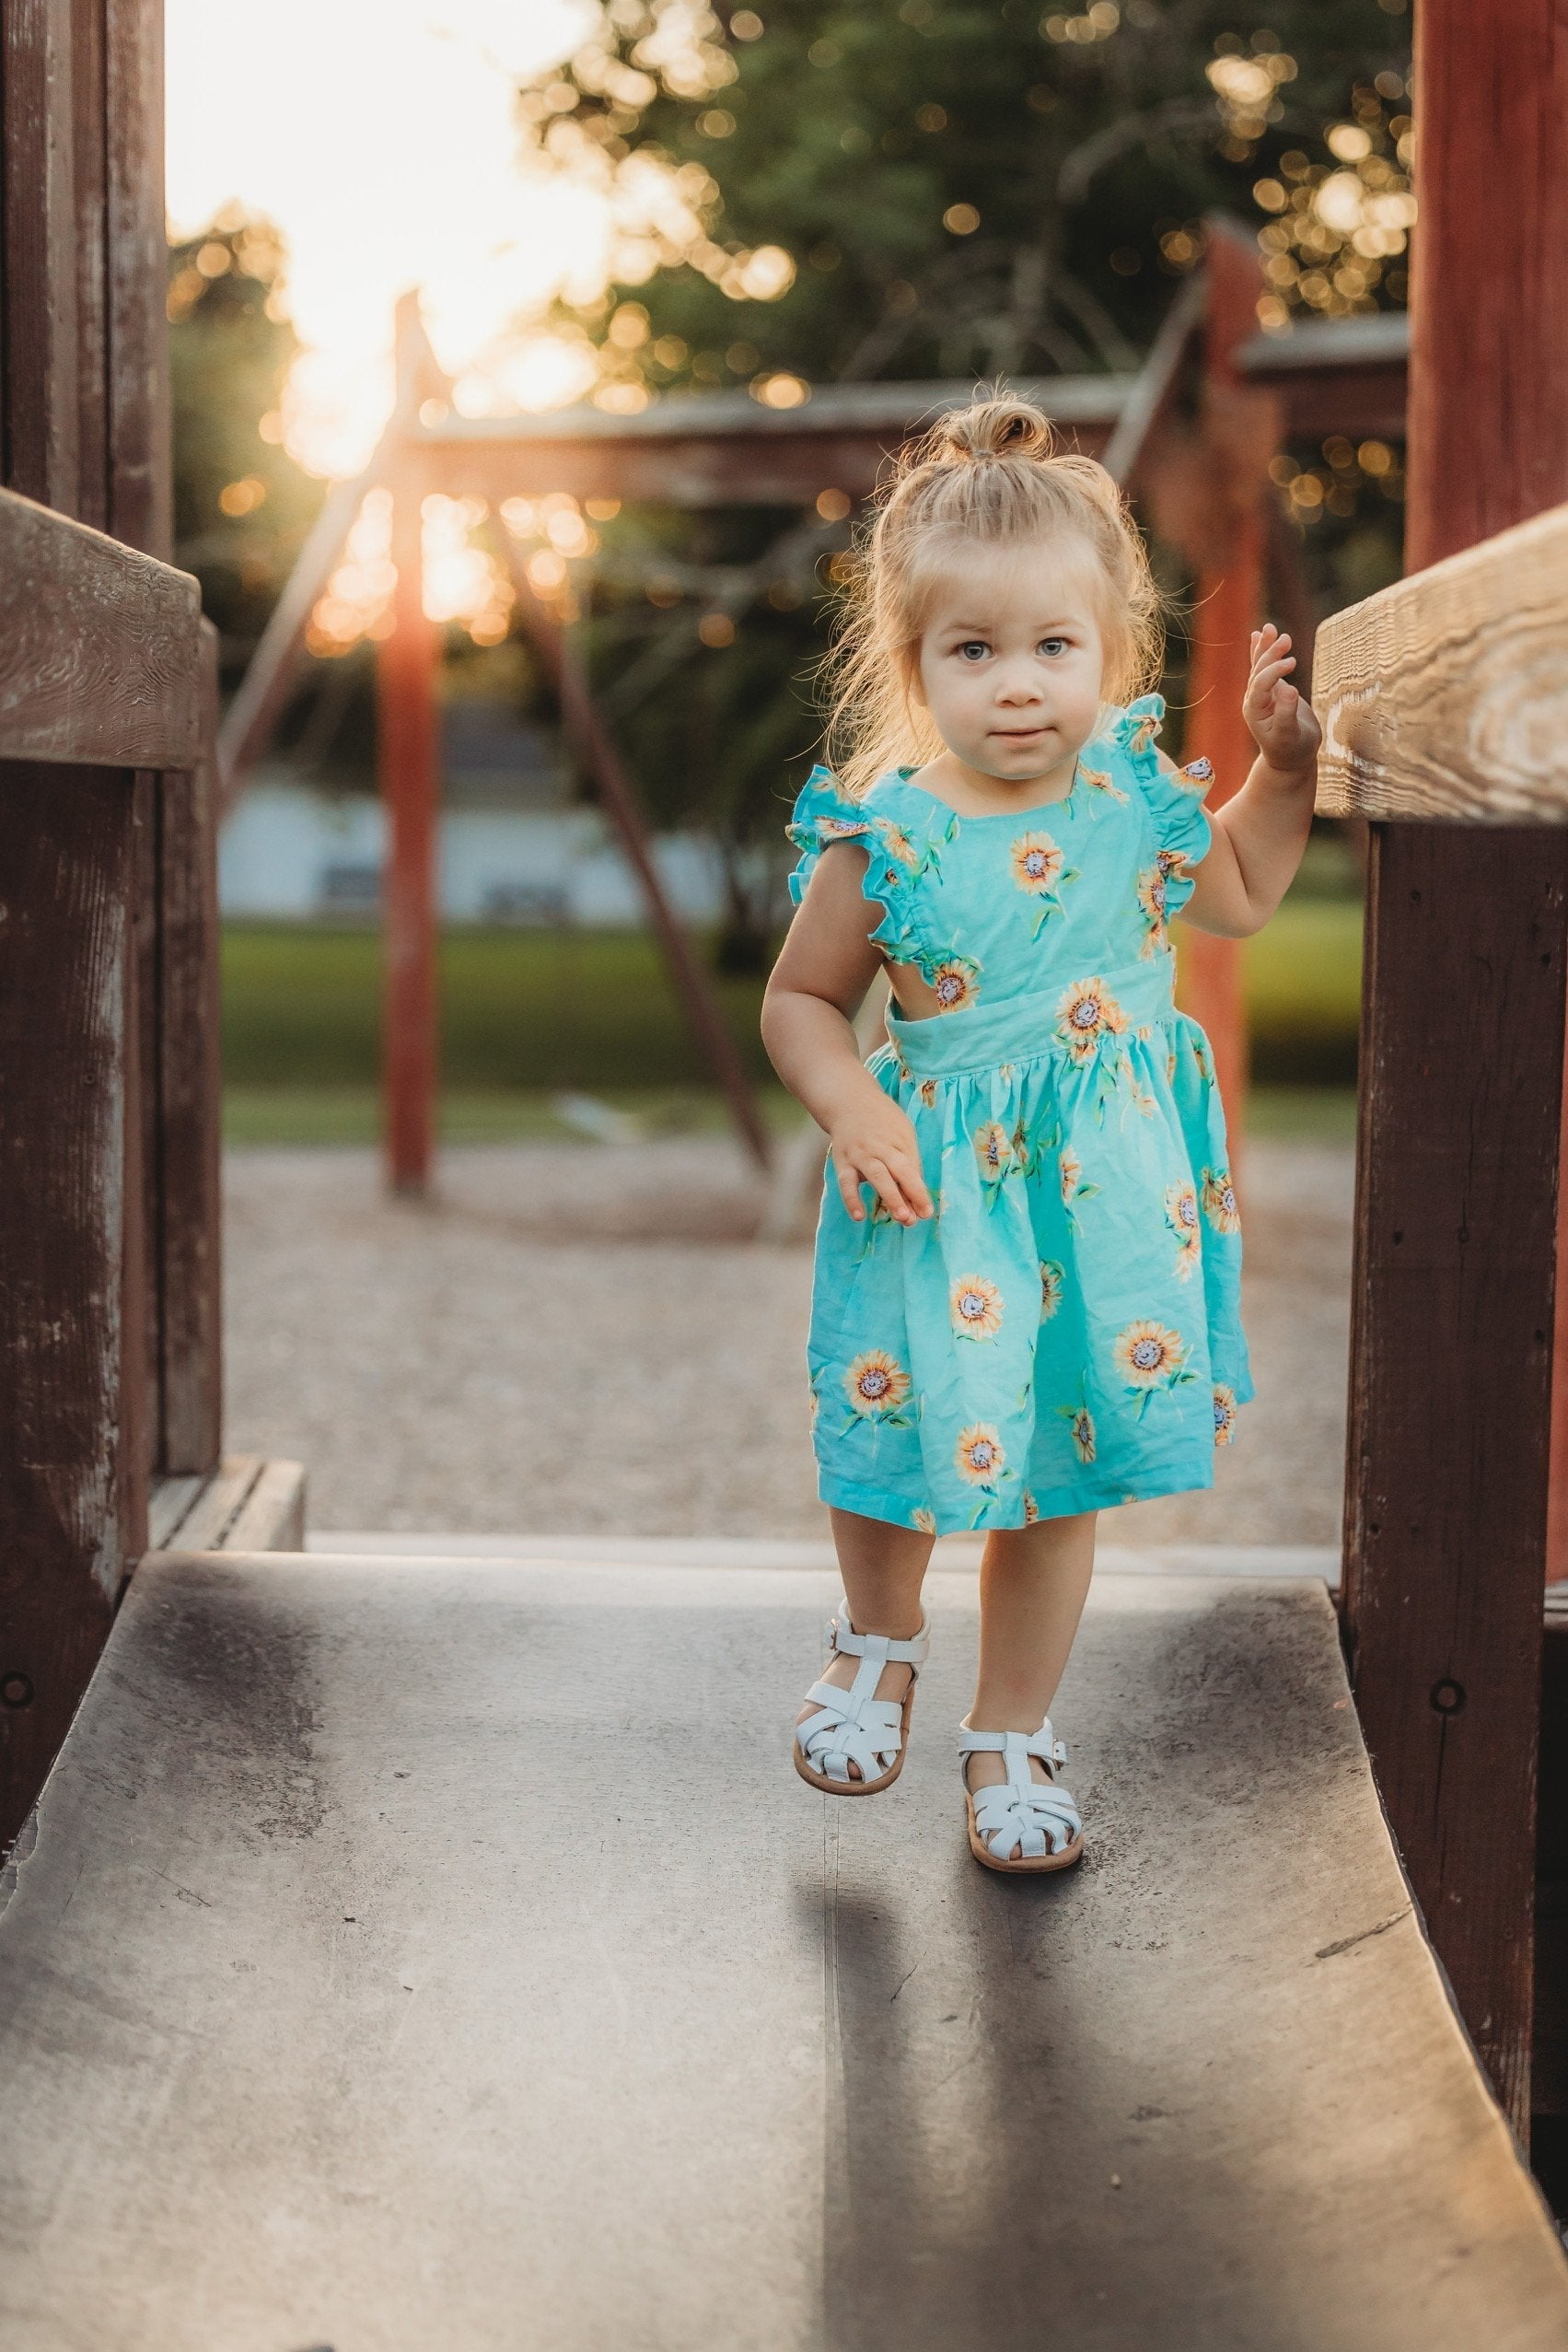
[1,1554,1564,2350]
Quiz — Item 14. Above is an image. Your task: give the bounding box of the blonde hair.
[821,394,1166,798]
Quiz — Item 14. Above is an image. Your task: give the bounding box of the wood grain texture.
[1343,824,1568,2134]
[70,0,110,532]
[0,763,134,1850]
[0,488,201,763]
[1338,0,1568,2139]
[1313,503,1568,821]
[103,0,168,557]
[1,0,80,511]
[156,624,223,1473]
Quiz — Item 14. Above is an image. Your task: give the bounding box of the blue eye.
[957,640,989,661]
[1039,635,1069,657]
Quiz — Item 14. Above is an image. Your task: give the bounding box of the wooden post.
[377,465,440,1194]
[1176,220,1273,1144]
[1340,0,1568,2136]
[157,623,224,1471]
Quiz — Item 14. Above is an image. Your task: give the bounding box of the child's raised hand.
[1243,623,1321,774]
[830,1097,934,1227]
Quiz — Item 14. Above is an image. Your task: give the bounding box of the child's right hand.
[830,1099,934,1227]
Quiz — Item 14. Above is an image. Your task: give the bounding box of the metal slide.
[2,1554,1565,2349]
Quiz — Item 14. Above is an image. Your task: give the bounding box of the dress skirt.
[806,954,1253,1535]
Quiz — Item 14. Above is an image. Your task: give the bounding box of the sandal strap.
[827,1605,929,1670]
[958,1717,1068,1771]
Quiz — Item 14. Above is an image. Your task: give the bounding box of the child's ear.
[900,642,927,711]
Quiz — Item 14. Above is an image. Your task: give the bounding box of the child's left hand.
[1243,623,1321,774]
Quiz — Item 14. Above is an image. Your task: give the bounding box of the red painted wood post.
[1341,0,1568,2134]
[1176,222,1272,1152]
[377,462,439,1194]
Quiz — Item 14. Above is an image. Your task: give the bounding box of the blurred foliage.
[527,0,1413,392]
[168,209,323,672]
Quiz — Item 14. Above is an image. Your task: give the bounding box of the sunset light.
[163,0,759,480]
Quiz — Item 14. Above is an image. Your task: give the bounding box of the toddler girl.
[762,397,1320,1873]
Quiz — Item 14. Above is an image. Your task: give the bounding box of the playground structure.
[5,1,1568,2340]
[220,239,1406,1200]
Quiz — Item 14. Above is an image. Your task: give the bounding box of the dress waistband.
[883,954,1179,1079]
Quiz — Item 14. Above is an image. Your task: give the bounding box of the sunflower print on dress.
[951,1274,1005,1340]
[1010,830,1080,937]
[1202,1166,1241,1234]
[1113,1320,1199,1419]
[1164,1182,1202,1281]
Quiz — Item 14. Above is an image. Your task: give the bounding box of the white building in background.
[217,703,749,927]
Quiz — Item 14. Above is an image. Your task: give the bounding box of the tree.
[168,208,323,681]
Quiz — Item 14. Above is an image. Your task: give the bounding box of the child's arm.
[762,845,935,1227]
[1182,623,1322,939]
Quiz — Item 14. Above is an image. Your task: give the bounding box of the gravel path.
[224,1135,1353,1546]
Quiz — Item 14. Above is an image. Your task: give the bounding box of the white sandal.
[794,1603,930,1796]
[958,1717,1084,1873]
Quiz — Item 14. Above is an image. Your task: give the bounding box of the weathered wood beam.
[1314,501,1568,821]
[0,488,201,764]
[1338,0,1568,2140]
[156,622,223,1471]
[0,760,136,1850]
[1,0,80,513]
[102,0,171,561]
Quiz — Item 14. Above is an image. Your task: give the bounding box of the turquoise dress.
[786,693,1252,1536]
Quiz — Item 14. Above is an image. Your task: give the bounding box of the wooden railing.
[1312,497,1568,2137]
[0,487,215,1848]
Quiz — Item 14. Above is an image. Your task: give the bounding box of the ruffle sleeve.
[1109,693,1213,917]
[785,765,924,964]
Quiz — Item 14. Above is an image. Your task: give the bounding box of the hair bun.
[928,395,1055,465]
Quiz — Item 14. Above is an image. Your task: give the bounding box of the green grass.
[222,896,1365,1142]
[222,924,774,1091]
[1242,899,1362,1085]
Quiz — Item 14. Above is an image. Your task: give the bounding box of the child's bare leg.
[796,1507,934,1779]
[965,1510,1097,1795]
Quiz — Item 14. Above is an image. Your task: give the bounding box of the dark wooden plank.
[1340,0,1568,2139]
[70,0,110,533]
[1314,502,1568,821]
[103,0,168,558]
[0,487,201,764]
[0,0,80,512]
[1535,1620,1568,2116]
[157,623,223,1472]
[0,761,137,1851]
[130,762,159,1480]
